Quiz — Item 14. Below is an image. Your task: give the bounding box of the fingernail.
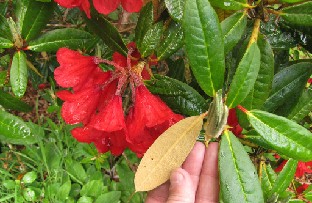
[170,170,184,185]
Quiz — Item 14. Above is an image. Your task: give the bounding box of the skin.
[145,142,219,203]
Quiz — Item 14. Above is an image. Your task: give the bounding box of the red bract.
[54,44,182,156]
[54,0,143,18]
[227,108,243,137]
[296,183,309,194]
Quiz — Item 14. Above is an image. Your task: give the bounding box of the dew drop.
[224,2,231,6]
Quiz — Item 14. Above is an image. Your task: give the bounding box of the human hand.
[145,142,219,203]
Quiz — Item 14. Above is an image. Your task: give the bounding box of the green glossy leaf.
[0,1,8,16]
[165,0,185,21]
[80,180,103,197]
[221,11,247,54]
[0,110,37,144]
[94,191,121,203]
[77,196,93,203]
[27,28,97,52]
[288,86,312,123]
[56,181,71,201]
[226,42,261,108]
[244,130,272,149]
[268,159,298,200]
[241,35,274,110]
[135,2,153,51]
[183,0,225,97]
[247,110,312,161]
[261,163,277,201]
[0,90,32,112]
[10,51,28,98]
[0,14,12,40]
[84,12,127,56]
[219,131,264,203]
[145,75,208,116]
[156,21,183,61]
[65,159,87,184]
[20,0,54,41]
[0,37,13,48]
[280,1,312,26]
[22,171,37,184]
[139,22,163,57]
[281,2,312,27]
[0,71,7,87]
[280,0,306,2]
[263,62,312,112]
[209,0,249,10]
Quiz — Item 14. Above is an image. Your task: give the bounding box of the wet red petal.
[54,48,98,89]
[275,160,287,172]
[113,52,127,68]
[54,0,91,18]
[121,0,143,13]
[134,85,183,127]
[308,78,312,84]
[60,87,101,124]
[296,183,309,194]
[71,126,102,143]
[89,95,126,132]
[93,0,120,15]
[94,130,127,155]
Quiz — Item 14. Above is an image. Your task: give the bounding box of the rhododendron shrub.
[0,0,312,202]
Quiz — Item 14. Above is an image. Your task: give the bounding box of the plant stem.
[248,18,261,48]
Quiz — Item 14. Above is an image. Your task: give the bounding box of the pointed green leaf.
[281,2,312,27]
[183,0,225,97]
[247,110,312,161]
[0,37,13,48]
[0,110,37,144]
[0,90,32,112]
[95,191,121,203]
[261,163,277,201]
[241,35,274,110]
[226,42,261,108]
[10,51,28,98]
[0,14,12,40]
[0,1,8,16]
[268,159,298,199]
[56,181,71,201]
[0,71,7,87]
[263,62,312,112]
[288,86,312,123]
[219,131,264,203]
[80,180,103,197]
[65,159,87,184]
[135,2,153,50]
[20,0,55,41]
[209,0,249,10]
[221,11,247,54]
[145,75,208,116]
[84,12,127,56]
[165,0,185,22]
[27,28,97,52]
[156,21,183,61]
[139,22,163,57]
[22,171,37,184]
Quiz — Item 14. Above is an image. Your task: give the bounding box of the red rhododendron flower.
[54,0,143,18]
[275,157,312,178]
[227,108,243,137]
[308,78,312,84]
[296,183,309,194]
[126,85,183,157]
[54,43,182,156]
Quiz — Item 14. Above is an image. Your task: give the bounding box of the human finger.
[145,181,170,203]
[195,142,219,203]
[167,168,196,203]
[182,142,206,189]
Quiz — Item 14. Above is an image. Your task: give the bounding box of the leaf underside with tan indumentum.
[134,114,206,192]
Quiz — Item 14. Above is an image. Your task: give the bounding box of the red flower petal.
[94,130,127,155]
[275,160,287,172]
[93,0,120,15]
[134,85,183,127]
[308,78,312,84]
[89,95,126,132]
[71,126,102,143]
[54,48,98,89]
[121,0,143,13]
[54,0,91,18]
[296,183,309,194]
[60,87,101,124]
